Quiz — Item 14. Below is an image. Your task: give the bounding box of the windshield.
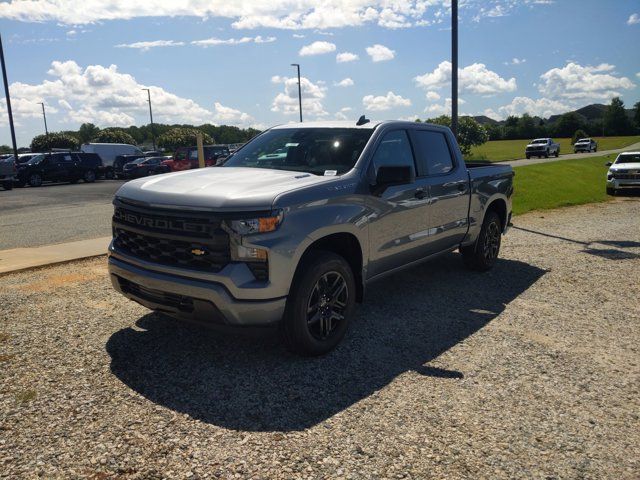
[25,154,45,165]
[531,139,547,144]
[576,139,590,143]
[223,128,374,175]
[615,153,640,164]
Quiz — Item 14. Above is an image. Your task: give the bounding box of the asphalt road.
[0,180,125,249]
[503,141,640,167]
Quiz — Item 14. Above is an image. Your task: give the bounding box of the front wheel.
[283,251,356,356]
[555,149,559,157]
[28,173,43,187]
[83,169,96,183]
[460,210,502,271]
[544,150,549,158]
[526,154,530,159]
[104,168,114,180]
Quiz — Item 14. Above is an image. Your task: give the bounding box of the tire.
[555,149,559,157]
[606,187,616,196]
[2,180,12,190]
[544,150,549,158]
[83,169,96,183]
[105,168,114,180]
[282,251,356,356]
[526,155,530,159]
[594,147,597,152]
[460,210,502,271]
[28,173,43,187]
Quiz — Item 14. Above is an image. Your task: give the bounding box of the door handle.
[414,189,427,200]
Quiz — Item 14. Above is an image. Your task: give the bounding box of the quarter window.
[410,130,454,176]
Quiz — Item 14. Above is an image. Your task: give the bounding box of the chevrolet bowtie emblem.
[191,248,207,256]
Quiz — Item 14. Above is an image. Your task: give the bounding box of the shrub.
[571,129,589,145]
[92,128,137,145]
[30,132,81,152]
[157,128,213,149]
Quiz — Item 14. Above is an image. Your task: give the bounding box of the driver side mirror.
[605,162,612,166]
[372,165,414,195]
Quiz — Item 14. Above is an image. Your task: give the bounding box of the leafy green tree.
[92,128,137,145]
[633,101,640,132]
[78,123,100,143]
[503,115,519,140]
[483,123,502,141]
[553,112,584,138]
[426,115,489,156]
[157,127,213,149]
[603,97,632,136]
[30,132,81,152]
[0,145,13,154]
[571,129,589,145]
[517,113,537,139]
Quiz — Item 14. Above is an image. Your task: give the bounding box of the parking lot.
[1,198,638,478]
[0,180,124,249]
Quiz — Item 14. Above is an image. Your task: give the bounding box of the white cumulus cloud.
[334,78,354,87]
[115,40,185,51]
[366,44,395,62]
[424,97,465,116]
[299,41,336,56]
[362,91,411,111]
[425,91,441,101]
[415,61,517,95]
[496,96,571,119]
[271,75,328,117]
[538,62,635,100]
[627,13,640,25]
[336,52,359,63]
[191,35,276,47]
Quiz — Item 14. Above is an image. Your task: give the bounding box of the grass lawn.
[511,152,620,216]
[467,135,640,162]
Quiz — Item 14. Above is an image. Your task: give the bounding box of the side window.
[371,130,415,174]
[62,154,73,163]
[410,130,454,176]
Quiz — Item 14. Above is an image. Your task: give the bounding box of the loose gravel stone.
[0,198,638,479]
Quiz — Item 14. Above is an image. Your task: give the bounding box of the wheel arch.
[485,197,508,231]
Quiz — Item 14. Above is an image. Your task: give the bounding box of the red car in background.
[158,145,230,173]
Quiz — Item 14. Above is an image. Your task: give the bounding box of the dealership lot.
[1,198,638,479]
[0,180,124,249]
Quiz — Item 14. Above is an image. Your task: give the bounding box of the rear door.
[409,128,470,254]
[366,129,433,277]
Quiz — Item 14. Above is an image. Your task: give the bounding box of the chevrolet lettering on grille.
[114,209,214,235]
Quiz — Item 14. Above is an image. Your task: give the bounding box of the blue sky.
[1,0,639,146]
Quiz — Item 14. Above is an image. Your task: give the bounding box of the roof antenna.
[356,115,370,126]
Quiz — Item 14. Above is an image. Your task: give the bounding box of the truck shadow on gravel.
[106,253,545,432]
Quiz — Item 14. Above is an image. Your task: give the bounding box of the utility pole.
[291,63,303,122]
[451,0,458,137]
[0,34,19,162]
[37,102,48,135]
[142,88,156,150]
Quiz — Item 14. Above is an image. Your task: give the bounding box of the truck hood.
[115,167,336,211]
[609,162,640,171]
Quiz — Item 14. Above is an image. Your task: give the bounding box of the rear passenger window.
[371,130,415,174]
[410,130,454,175]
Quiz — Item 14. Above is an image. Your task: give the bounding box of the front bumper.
[109,255,286,327]
[607,177,640,189]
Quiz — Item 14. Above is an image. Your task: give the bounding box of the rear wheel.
[2,180,12,190]
[105,168,114,180]
[460,210,502,271]
[544,150,549,158]
[526,154,530,159]
[28,173,43,187]
[83,169,96,183]
[283,251,356,356]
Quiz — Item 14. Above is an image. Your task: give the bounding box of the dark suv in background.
[15,152,103,187]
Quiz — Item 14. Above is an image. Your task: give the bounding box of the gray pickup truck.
[108,120,514,355]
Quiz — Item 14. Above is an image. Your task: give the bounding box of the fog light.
[235,245,268,261]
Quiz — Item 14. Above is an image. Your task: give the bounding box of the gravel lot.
[1,198,638,479]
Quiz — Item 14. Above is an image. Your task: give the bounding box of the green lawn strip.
[512,153,619,216]
[467,135,640,162]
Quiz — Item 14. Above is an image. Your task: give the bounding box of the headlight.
[228,210,283,235]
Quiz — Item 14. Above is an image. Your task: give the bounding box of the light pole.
[37,102,48,136]
[1,34,19,162]
[142,88,156,150]
[451,0,458,137]
[290,63,302,122]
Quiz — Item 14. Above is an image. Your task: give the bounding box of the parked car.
[0,156,16,190]
[108,120,514,356]
[525,138,560,159]
[157,145,231,173]
[15,152,103,187]
[574,138,597,153]
[606,152,640,195]
[81,143,143,179]
[113,154,144,179]
[121,156,166,179]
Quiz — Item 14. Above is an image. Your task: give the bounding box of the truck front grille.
[612,173,640,180]
[112,203,231,273]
